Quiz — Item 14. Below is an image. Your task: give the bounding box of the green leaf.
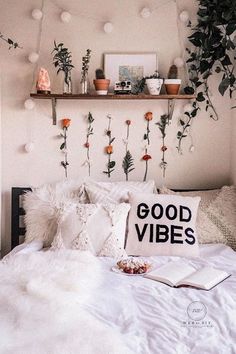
[218,78,230,96]
[60,142,65,150]
[196,92,205,102]
[184,86,195,95]
[108,161,116,169]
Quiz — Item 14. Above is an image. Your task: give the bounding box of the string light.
[103,22,113,33]
[24,98,35,110]
[140,7,151,18]
[60,11,72,23]
[28,52,39,63]
[174,57,184,68]
[31,9,43,20]
[179,10,190,24]
[24,142,35,153]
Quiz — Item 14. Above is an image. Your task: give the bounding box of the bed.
[0,186,235,354]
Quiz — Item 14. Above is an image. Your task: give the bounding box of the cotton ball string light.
[189,144,195,153]
[60,11,72,23]
[174,57,184,68]
[24,142,35,153]
[184,103,193,113]
[24,98,35,110]
[103,22,113,33]
[179,10,189,24]
[28,52,39,63]
[140,7,151,19]
[31,9,43,20]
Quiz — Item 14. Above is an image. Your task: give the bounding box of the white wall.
[0,0,232,255]
[231,109,236,184]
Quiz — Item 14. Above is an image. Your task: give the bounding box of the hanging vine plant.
[178,0,236,152]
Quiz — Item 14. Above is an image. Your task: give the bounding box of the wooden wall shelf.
[30,93,196,125]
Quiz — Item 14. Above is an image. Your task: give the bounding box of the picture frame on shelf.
[104,53,158,93]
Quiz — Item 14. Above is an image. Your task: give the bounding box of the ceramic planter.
[164,79,181,95]
[93,79,110,95]
[146,78,163,95]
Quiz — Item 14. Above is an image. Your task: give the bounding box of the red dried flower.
[62,118,71,128]
[105,145,113,154]
[126,120,131,125]
[142,154,152,161]
[145,112,153,121]
[161,145,167,152]
[84,142,90,148]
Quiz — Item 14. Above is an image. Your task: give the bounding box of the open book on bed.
[145,261,231,290]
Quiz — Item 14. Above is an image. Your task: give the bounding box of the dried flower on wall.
[103,114,116,178]
[142,112,153,181]
[60,118,71,178]
[83,112,94,176]
[156,114,169,177]
[122,120,135,181]
[0,32,22,49]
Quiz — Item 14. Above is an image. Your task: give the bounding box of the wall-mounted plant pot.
[146,78,163,95]
[164,79,181,95]
[93,79,110,95]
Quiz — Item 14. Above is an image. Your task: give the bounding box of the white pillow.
[126,192,200,257]
[160,187,226,246]
[85,180,157,204]
[205,186,236,250]
[24,180,86,247]
[51,202,131,259]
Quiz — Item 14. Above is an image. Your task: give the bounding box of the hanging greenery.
[178,0,236,152]
[0,32,22,49]
[122,120,135,181]
[103,114,116,178]
[83,112,95,176]
[60,118,71,178]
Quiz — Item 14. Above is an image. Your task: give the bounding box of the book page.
[145,261,196,286]
[178,267,230,290]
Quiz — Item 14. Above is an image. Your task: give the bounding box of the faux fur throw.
[0,250,132,354]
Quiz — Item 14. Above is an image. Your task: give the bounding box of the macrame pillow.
[160,186,226,246]
[85,180,157,204]
[23,179,87,247]
[126,192,200,257]
[51,202,130,259]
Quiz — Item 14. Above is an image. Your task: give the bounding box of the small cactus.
[95,68,105,79]
[168,65,178,79]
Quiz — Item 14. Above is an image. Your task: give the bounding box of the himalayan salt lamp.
[36,67,51,94]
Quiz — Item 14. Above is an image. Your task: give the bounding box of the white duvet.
[0,244,235,354]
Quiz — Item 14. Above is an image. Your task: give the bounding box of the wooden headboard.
[11,186,217,250]
[11,187,32,249]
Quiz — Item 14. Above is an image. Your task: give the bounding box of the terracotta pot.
[164,79,181,95]
[93,79,110,95]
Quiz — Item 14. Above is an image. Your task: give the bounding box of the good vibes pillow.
[126,193,200,257]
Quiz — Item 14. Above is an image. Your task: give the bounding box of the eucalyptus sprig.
[81,49,92,82]
[52,41,74,83]
[0,32,22,49]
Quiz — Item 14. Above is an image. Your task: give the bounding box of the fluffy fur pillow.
[126,192,200,257]
[51,202,130,259]
[24,180,86,247]
[85,180,157,204]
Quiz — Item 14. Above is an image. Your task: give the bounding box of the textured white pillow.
[51,202,130,259]
[126,193,200,257]
[160,187,226,245]
[24,180,86,247]
[205,186,236,250]
[85,180,157,204]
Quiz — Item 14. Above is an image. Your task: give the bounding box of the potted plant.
[133,71,163,95]
[52,41,74,94]
[145,71,163,95]
[93,69,110,95]
[164,65,181,95]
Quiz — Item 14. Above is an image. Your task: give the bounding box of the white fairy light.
[189,144,195,153]
[31,9,43,20]
[179,10,189,24]
[140,7,151,18]
[28,52,39,63]
[24,98,35,110]
[103,22,113,33]
[60,11,72,23]
[24,142,35,153]
[174,57,184,68]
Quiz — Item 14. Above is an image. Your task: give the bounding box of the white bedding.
[0,244,235,354]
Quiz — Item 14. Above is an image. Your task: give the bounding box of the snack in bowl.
[117,258,152,274]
